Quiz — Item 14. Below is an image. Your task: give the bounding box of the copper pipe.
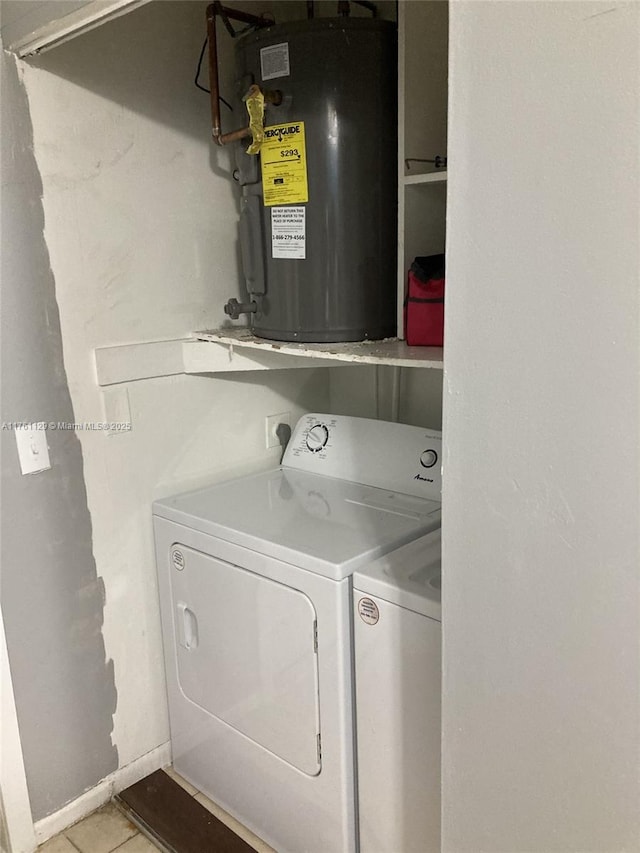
[217,89,282,145]
[220,126,252,144]
[206,2,272,146]
[206,4,222,143]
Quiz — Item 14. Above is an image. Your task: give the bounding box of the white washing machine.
[153,413,442,853]
[353,530,442,853]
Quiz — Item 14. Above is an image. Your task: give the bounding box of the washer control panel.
[282,413,442,501]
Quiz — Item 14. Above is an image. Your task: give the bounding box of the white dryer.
[353,530,442,853]
[153,413,442,853]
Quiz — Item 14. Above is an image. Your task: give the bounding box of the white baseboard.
[110,741,172,796]
[34,741,171,845]
[34,779,113,847]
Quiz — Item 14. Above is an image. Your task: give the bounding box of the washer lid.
[153,467,441,581]
[353,530,441,620]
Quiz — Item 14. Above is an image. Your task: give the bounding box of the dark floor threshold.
[114,769,257,853]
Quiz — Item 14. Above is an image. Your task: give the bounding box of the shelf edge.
[94,333,444,387]
[403,170,448,186]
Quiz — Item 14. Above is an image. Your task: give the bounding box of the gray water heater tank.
[229,17,397,343]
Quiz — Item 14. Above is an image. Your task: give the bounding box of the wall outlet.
[265,412,291,449]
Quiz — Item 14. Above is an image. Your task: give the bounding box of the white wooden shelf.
[403,169,448,186]
[194,329,443,369]
[94,329,443,387]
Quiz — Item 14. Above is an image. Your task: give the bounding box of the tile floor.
[37,803,158,853]
[38,766,276,853]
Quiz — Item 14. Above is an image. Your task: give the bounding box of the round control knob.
[306,424,329,453]
[420,449,438,469]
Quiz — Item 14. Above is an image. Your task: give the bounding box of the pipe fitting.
[224,298,258,320]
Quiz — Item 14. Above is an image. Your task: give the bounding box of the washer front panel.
[354,591,441,853]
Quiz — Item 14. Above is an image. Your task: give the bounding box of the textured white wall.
[329,366,443,429]
[442,2,640,851]
[19,0,329,775]
[2,26,122,821]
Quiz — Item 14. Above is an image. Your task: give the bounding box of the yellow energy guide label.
[260,122,309,206]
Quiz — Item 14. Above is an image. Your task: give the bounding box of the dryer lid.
[153,467,441,581]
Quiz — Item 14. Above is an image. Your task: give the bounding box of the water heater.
[223,16,397,343]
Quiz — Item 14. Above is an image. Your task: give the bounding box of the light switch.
[15,424,51,475]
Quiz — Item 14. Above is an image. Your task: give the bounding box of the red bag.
[404,255,445,347]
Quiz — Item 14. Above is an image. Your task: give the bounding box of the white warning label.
[260,42,290,81]
[271,206,305,259]
[358,598,379,625]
